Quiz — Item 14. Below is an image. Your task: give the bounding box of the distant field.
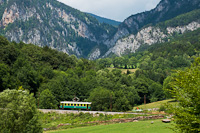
[107,68,138,74]
[47,119,173,133]
[136,99,177,110]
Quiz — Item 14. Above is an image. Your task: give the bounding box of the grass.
[46,119,174,133]
[135,99,177,110]
[107,68,138,74]
[40,112,142,131]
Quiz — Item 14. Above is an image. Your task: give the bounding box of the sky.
[57,0,161,22]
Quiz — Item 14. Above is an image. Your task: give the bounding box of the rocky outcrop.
[108,0,200,49]
[0,0,115,58]
[119,0,200,34]
[88,48,101,60]
[1,3,19,26]
[103,21,200,57]
[0,0,200,59]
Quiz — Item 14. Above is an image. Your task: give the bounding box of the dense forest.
[0,27,200,111]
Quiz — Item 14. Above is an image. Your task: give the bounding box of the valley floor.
[46,119,173,133]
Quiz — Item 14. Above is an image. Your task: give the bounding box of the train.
[60,101,92,110]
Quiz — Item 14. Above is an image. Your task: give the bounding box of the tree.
[113,57,124,68]
[133,78,149,104]
[129,56,138,68]
[39,89,57,109]
[0,89,42,133]
[113,89,131,111]
[168,58,200,132]
[148,82,164,102]
[88,87,114,111]
[0,63,10,91]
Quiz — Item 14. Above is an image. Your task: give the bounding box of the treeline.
[0,36,147,111]
[0,28,200,111]
[96,28,200,105]
[157,9,200,29]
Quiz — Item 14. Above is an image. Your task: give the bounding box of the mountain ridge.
[87,13,121,27]
[0,0,117,58]
[0,0,200,59]
[103,0,200,48]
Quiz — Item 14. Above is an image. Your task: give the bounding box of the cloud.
[57,0,161,21]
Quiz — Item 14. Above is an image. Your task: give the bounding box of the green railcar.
[60,101,92,110]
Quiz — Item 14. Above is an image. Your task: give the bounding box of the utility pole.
[144,95,146,105]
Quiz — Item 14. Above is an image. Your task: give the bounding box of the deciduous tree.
[0,89,42,133]
[169,58,200,132]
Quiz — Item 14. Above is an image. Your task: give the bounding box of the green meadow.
[136,99,177,110]
[47,119,173,133]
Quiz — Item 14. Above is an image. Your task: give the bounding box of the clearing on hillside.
[135,99,177,110]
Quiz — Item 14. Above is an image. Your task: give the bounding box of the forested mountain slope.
[102,9,200,57]
[87,13,121,27]
[0,24,200,111]
[117,0,200,36]
[0,0,200,59]
[0,0,117,58]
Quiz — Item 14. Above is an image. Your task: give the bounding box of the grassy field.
[135,99,177,110]
[47,119,174,133]
[107,68,138,74]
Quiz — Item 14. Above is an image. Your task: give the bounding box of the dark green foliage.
[1,24,200,113]
[0,63,10,91]
[97,26,200,105]
[0,89,42,133]
[0,36,143,111]
[88,87,113,111]
[39,89,57,109]
[167,58,200,132]
[157,9,200,30]
[159,105,166,112]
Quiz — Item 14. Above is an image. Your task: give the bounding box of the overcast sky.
[57,0,161,22]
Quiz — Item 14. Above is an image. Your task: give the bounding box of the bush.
[168,58,200,132]
[0,89,42,133]
[159,105,166,112]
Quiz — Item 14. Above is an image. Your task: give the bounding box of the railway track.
[39,109,145,115]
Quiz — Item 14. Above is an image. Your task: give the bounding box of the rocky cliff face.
[0,0,116,58]
[0,0,200,59]
[102,0,200,51]
[103,21,200,57]
[119,0,200,34]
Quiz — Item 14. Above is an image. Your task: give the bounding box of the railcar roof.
[60,101,92,104]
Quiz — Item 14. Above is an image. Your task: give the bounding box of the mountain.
[97,0,200,58]
[0,0,199,59]
[102,9,200,57]
[119,0,200,34]
[87,13,121,27]
[0,0,117,58]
